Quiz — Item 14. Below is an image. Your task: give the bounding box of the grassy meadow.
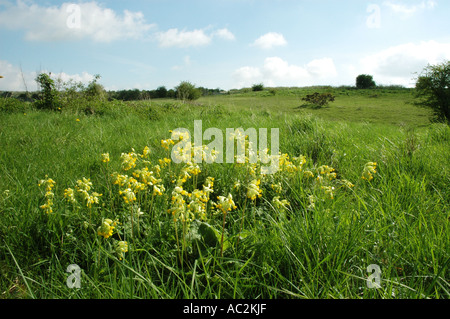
[0,87,448,299]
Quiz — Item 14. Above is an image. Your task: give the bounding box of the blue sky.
[1,0,450,91]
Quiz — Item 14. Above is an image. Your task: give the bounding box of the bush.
[0,97,30,113]
[175,81,202,101]
[34,73,61,110]
[414,60,450,123]
[302,92,336,108]
[356,74,376,89]
[252,83,264,92]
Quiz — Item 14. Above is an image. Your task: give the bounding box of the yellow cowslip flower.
[247,179,262,200]
[186,162,201,175]
[38,176,56,214]
[119,188,136,204]
[174,186,189,196]
[64,188,77,204]
[293,155,307,169]
[271,183,282,193]
[321,186,335,199]
[341,179,355,188]
[120,151,137,171]
[86,192,102,208]
[40,202,53,214]
[141,146,151,158]
[272,196,290,211]
[216,194,237,215]
[115,241,128,260]
[362,162,377,181]
[303,170,314,178]
[101,153,110,163]
[97,218,116,239]
[76,177,92,192]
[153,184,165,196]
[161,138,174,150]
[38,176,56,192]
[158,157,171,168]
[317,165,337,181]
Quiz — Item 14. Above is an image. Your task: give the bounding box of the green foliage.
[34,73,61,110]
[83,74,107,101]
[356,74,376,89]
[301,92,336,108]
[414,60,450,123]
[252,83,264,92]
[175,81,202,101]
[0,97,30,113]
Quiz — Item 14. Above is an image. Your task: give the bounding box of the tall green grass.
[0,95,448,299]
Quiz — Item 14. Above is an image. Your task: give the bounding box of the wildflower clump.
[97,218,117,239]
[247,179,262,201]
[362,162,377,181]
[115,240,128,260]
[38,175,56,214]
[75,177,102,208]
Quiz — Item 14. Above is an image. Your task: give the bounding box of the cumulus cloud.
[359,40,450,86]
[251,32,287,50]
[0,60,95,91]
[0,1,155,42]
[156,28,212,48]
[157,27,235,48]
[383,0,436,18]
[213,28,235,41]
[233,57,337,88]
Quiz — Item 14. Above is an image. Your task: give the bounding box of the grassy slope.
[0,89,448,299]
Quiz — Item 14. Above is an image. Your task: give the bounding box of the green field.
[0,87,448,299]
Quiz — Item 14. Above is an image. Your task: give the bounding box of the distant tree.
[155,86,168,98]
[35,72,61,110]
[356,74,376,89]
[167,89,176,98]
[414,60,450,123]
[175,81,202,101]
[252,83,264,92]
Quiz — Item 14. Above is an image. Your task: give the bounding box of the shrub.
[302,92,335,108]
[175,81,202,101]
[252,83,264,92]
[356,74,376,89]
[34,73,61,110]
[414,60,450,123]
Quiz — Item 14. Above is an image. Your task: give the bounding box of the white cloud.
[233,57,338,88]
[233,66,263,87]
[383,0,436,18]
[0,60,95,91]
[251,32,287,50]
[156,28,212,48]
[214,28,235,41]
[359,40,450,86]
[0,1,155,42]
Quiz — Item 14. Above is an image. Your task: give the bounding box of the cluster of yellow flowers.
[362,162,377,181]
[97,218,118,239]
[63,177,102,208]
[37,127,380,264]
[38,176,56,214]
